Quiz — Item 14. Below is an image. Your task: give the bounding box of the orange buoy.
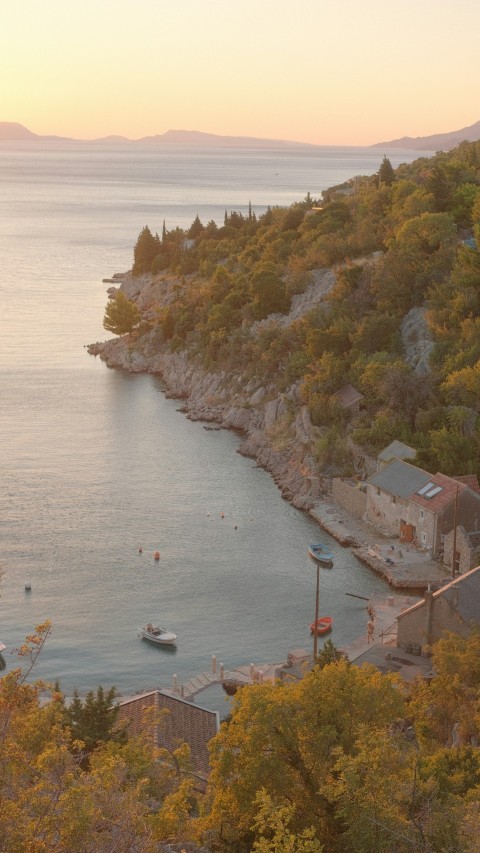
[153,551,160,561]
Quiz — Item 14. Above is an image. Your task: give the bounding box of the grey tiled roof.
[368,460,431,499]
[332,383,364,408]
[378,440,417,463]
[443,567,480,623]
[398,566,480,625]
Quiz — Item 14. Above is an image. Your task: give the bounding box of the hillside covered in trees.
[101,141,480,482]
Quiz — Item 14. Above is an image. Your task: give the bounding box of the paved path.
[310,501,447,590]
[341,592,417,661]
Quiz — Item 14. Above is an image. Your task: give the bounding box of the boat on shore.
[308,543,334,565]
[138,623,177,646]
[310,616,333,635]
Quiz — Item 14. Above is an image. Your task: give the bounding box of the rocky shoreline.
[89,271,446,592]
[89,271,329,513]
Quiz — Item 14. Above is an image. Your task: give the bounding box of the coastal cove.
[0,141,430,701]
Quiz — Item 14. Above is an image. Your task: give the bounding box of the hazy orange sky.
[2,0,479,145]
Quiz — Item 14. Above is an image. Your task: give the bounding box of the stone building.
[443,527,480,575]
[376,440,417,471]
[331,383,364,413]
[365,461,480,556]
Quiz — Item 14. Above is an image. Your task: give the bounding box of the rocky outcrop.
[401,306,434,375]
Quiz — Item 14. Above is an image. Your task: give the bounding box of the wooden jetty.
[163,656,283,700]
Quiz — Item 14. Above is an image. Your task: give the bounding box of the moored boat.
[308,543,334,565]
[138,623,177,645]
[310,616,333,635]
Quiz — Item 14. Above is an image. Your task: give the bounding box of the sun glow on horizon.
[1,0,479,146]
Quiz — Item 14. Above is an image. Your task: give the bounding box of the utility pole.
[452,485,459,578]
[313,563,320,659]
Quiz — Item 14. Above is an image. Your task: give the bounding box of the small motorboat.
[138,623,177,646]
[308,543,334,565]
[310,616,333,635]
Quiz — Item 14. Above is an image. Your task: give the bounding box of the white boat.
[138,623,177,646]
[0,641,6,653]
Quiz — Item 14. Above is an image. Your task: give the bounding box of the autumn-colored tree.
[410,630,480,749]
[0,625,198,852]
[201,661,404,852]
[251,790,323,853]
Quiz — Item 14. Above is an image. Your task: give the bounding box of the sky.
[1,0,479,146]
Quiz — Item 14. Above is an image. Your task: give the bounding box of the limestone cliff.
[88,270,333,509]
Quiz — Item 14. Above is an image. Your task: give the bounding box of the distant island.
[0,122,314,149]
[3,119,480,151]
[372,119,480,151]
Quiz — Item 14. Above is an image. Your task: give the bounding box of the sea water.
[0,141,428,704]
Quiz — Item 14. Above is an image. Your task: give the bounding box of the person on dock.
[367,620,375,643]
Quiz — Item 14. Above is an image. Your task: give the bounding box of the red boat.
[310,616,333,635]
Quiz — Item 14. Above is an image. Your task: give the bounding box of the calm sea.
[0,141,428,708]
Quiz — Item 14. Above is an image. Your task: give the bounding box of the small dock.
[162,657,283,700]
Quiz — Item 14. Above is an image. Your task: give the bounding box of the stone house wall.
[366,487,480,555]
[406,503,437,552]
[332,478,367,520]
[397,592,470,652]
[365,484,408,535]
[444,526,480,574]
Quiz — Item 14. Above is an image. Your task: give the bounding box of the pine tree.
[103,291,141,335]
[132,225,161,276]
[378,155,395,187]
[63,686,127,766]
[188,214,204,238]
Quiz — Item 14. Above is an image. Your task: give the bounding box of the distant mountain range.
[371,119,480,151]
[2,120,480,151]
[0,122,313,149]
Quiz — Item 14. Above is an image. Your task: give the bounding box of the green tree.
[132,225,161,276]
[250,267,289,318]
[62,686,127,766]
[188,214,204,239]
[378,155,395,186]
[103,291,141,335]
[380,361,432,430]
[315,638,343,668]
[415,426,479,476]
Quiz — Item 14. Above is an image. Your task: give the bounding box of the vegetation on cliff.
[104,141,480,477]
